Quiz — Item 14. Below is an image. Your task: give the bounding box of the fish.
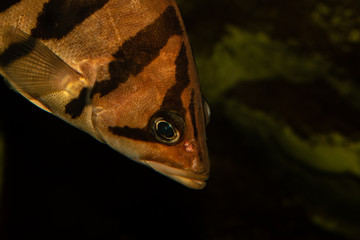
[0,0,211,189]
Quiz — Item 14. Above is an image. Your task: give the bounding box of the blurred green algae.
[195,26,329,101]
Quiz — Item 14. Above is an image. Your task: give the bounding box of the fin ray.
[0,26,83,98]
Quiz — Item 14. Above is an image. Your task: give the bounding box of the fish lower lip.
[143,161,208,189]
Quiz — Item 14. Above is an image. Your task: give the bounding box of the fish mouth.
[142,161,208,189]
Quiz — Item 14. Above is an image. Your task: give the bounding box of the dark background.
[1,0,360,239]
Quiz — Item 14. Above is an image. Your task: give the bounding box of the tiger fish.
[0,0,210,189]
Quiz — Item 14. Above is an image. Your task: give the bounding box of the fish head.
[92,38,210,189]
[142,106,210,190]
[94,94,210,189]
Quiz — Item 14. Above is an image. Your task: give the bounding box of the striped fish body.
[0,0,210,189]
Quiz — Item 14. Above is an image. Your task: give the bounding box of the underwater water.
[1,0,360,239]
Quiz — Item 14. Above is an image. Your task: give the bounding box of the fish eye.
[150,111,185,145]
[155,119,178,140]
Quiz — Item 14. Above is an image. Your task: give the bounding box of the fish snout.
[143,160,209,189]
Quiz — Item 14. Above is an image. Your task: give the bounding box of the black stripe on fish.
[189,90,204,163]
[31,0,110,40]
[0,0,21,13]
[0,38,35,67]
[160,42,190,115]
[65,87,89,119]
[189,89,198,139]
[90,5,183,98]
[108,126,156,142]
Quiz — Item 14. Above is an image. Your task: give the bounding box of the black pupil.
[157,121,175,138]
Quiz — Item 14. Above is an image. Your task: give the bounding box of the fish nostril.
[184,141,195,152]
